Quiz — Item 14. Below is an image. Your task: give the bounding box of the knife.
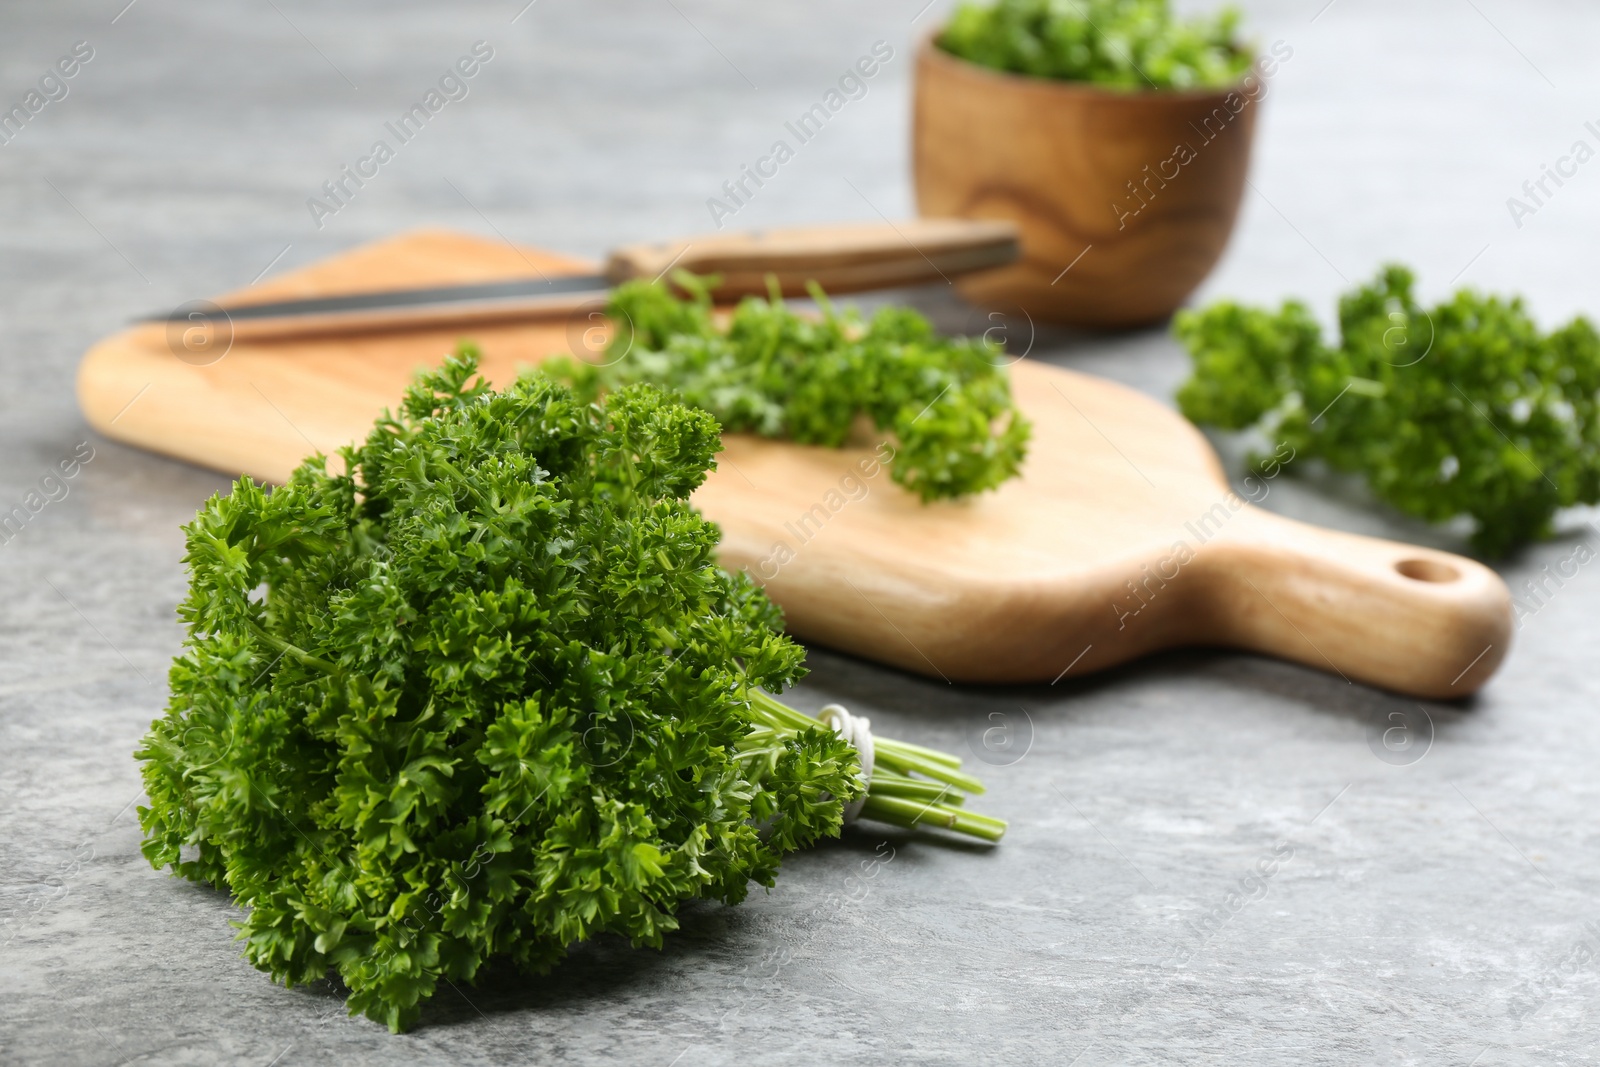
[141,219,1019,342]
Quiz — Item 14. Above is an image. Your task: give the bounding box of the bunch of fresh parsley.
[1175,265,1600,556]
[136,350,1001,1032]
[546,276,1031,503]
[938,0,1251,90]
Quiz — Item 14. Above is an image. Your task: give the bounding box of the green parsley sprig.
[1175,265,1600,556]
[136,349,1002,1032]
[546,275,1031,503]
[938,0,1252,90]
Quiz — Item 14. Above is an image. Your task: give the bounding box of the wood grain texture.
[913,41,1258,328]
[77,230,1511,698]
[82,231,595,483]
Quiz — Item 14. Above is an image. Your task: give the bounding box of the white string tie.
[816,703,874,824]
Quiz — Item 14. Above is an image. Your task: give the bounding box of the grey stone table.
[3,1,1598,1063]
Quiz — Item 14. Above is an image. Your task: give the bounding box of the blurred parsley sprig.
[937,0,1251,90]
[136,350,1002,1033]
[546,274,1031,503]
[1174,265,1600,556]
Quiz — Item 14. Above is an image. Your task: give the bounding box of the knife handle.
[604,218,1019,297]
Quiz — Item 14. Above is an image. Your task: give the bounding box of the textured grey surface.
[3,0,1600,1064]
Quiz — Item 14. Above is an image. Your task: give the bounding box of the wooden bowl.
[913,39,1259,328]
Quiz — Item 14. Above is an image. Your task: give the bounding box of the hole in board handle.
[1395,558,1460,583]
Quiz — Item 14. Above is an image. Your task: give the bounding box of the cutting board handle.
[1201,514,1512,698]
[603,218,1019,298]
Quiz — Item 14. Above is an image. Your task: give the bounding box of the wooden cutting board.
[78,230,1512,698]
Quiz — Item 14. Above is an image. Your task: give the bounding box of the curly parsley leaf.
[938,0,1252,90]
[1175,265,1600,556]
[546,277,1031,503]
[137,348,1002,1033]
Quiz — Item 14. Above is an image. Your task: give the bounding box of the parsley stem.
[745,688,1003,840]
[245,621,340,675]
[873,744,986,795]
[746,689,818,732]
[868,772,966,806]
[875,737,963,768]
[859,794,1007,843]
